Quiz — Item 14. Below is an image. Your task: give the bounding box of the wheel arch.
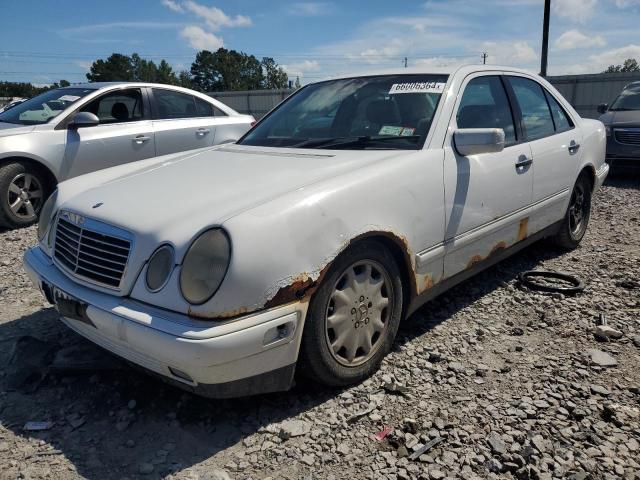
[0,155,58,192]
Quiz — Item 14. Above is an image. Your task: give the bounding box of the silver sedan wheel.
[7,173,43,221]
[325,260,393,367]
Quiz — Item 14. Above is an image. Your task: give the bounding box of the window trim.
[542,88,575,133]
[504,75,573,142]
[149,87,220,121]
[452,73,524,149]
[55,86,150,130]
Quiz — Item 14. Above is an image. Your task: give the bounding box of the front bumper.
[23,247,307,398]
[605,136,640,168]
[595,162,609,189]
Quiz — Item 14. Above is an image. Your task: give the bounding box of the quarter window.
[457,76,517,145]
[194,96,227,117]
[507,76,555,141]
[544,91,573,133]
[80,89,145,124]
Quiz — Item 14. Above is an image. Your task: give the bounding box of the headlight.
[37,189,58,242]
[145,245,174,292]
[180,228,231,305]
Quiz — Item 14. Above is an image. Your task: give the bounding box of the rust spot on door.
[518,217,529,242]
[467,254,483,268]
[490,241,507,255]
[421,274,434,292]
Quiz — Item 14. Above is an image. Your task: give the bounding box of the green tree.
[131,53,158,82]
[86,53,134,82]
[294,76,301,89]
[156,60,178,85]
[178,70,192,89]
[603,58,640,73]
[190,48,266,92]
[261,57,288,89]
[59,79,71,87]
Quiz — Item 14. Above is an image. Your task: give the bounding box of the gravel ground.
[0,175,638,480]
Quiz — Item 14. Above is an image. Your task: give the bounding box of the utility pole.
[403,57,408,68]
[481,52,488,65]
[540,0,550,77]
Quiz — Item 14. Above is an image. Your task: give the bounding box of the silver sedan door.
[151,88,218,156]
[60,88,155,180]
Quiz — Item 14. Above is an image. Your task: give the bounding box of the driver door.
[60,88,156,180]
[442,74,534,278]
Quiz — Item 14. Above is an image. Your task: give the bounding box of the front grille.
[615,128,640,145]
[53,216,131,288]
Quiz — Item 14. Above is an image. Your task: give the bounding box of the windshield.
[610,85,640,111]
[239,74,448,150]
[0,87,94,125]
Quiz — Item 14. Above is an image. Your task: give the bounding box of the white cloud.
[555,29,606,50]
[180,25,223,50]
[74,60,93,71]
[282,60,321,78]
[161,0,183,12]
[183,1,251,30]
[287,2,332,16]
[481,41,537,65]
[615,0,640,7]
[552,0,597,23]
[558,44,640,74]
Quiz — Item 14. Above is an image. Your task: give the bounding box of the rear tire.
[299,240,404,387]
[0,161,48,229]
[552,173,592,250]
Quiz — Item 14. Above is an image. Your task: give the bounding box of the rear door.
[150,88,220,156]
[61,87,155,179]
[505,75,580,232]
[442,73,533,278]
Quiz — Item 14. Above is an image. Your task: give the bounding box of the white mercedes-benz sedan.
[0,82,253,228]
[24,65,608,398]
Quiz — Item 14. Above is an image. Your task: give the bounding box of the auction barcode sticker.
[389,82,446,94]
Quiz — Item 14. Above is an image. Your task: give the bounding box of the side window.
[193,96,228,117]
[544,90,573,133]
[80,89,144,124]
[457,76,516,145]
[507,76,555,141]
[153,89,196,119]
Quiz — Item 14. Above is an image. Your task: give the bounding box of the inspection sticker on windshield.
[389,82,445,94]
[58,95,80,102]
[379,126,403,136]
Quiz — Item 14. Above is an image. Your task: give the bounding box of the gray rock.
[587,349,618,367]
[531,434,551,453]
[301,454,315,466]
[590,384,611,396]
[278,419,311,439]
[633,335,640,348]
[487,432,506,454]
[594,325,623,340]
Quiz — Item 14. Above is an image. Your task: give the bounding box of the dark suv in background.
[598,81,640,169]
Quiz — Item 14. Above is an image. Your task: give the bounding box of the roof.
[313,64,539,83]
[62,81,192,90]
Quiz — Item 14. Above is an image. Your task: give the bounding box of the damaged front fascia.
[188,230,417,321]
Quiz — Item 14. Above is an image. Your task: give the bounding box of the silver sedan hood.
[0,122,35,137]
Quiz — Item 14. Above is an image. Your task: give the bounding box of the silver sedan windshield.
[0,87,95,125]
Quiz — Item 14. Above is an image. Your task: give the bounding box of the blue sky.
[1,0,639,86]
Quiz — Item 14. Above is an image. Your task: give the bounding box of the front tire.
[299,240,404,387]
[553,173,592,249]
[0,162,47,229]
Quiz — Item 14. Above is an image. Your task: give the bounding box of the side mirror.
[597,103,608,114]
[454,128,505,156]
[68,111,99,129]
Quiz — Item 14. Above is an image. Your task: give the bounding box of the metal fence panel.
[210,72,640,121]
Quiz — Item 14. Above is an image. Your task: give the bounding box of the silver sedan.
[0,82,254,228]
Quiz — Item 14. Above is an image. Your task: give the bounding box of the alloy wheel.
[324,260,393,367]
[568,182,587,237]
[7,173,43,221]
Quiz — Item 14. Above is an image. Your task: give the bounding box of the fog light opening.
[168,366,195,385]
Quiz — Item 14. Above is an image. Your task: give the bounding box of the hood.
[599,110,640,126]
[0,122,35,138]
[60,144,403,251]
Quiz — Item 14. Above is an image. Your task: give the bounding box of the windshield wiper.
[610,107,638,111]
[292,135,421,149]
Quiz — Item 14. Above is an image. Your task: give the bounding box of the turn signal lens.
[146,245,174,292]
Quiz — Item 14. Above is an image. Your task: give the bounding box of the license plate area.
[44,282,92,325]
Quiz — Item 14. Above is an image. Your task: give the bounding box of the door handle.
[196,128,211,136]
[132,135,150,144]
[568,141,580,154]
[515,155,533,169]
